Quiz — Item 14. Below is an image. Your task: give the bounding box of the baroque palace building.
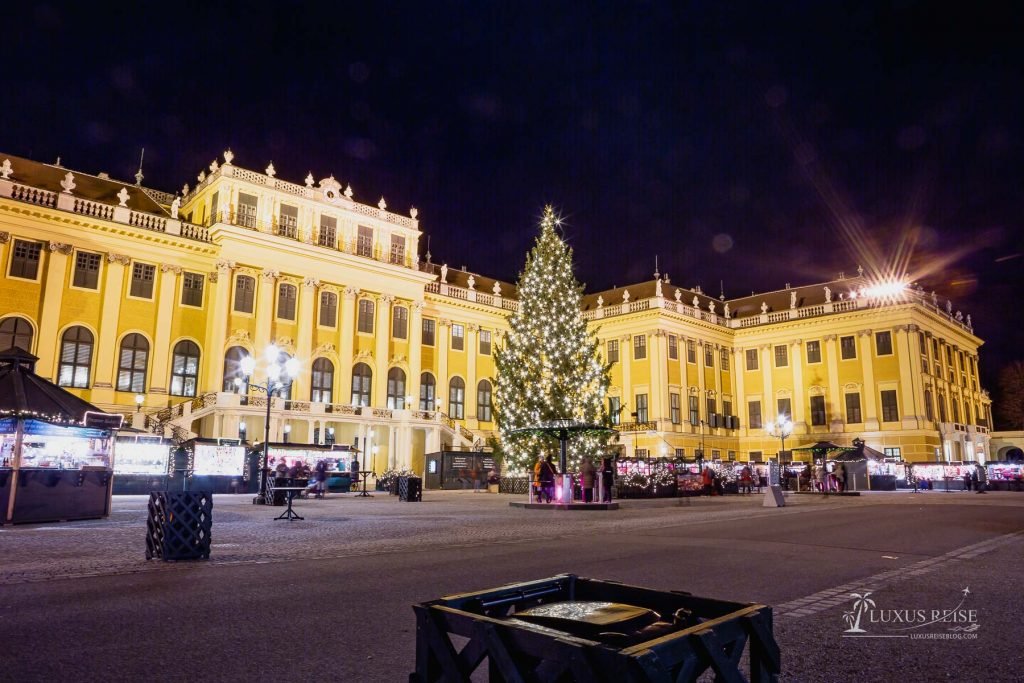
[0,149,992,474]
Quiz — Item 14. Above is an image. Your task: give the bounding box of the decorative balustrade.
[129,210,167,232]
[10,183,57,207]
[180,223,210,241]
[618,421,657,433]
[142,187,177,205]
[73,198,115,220]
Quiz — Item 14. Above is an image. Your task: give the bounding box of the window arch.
[58,326,93,387]
[351,363,372,406]
[0,316,33,352]
[270,350,295,400]
[387,368,407,409]
[117,333,149,393]
[419,372,436,410]
[449,377,466,420]
[170,340,201,397]
[311,358,334,403]
[223,346,249,391]
[477,379,493,422]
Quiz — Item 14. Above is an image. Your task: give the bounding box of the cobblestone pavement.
[0,490,841,584]
[2,489,1020,586]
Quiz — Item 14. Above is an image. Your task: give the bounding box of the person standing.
[538,455,557,503]
[600,457,615,503]
[580,457,596,502]
[834,462,846,493]
[963,471,973,492]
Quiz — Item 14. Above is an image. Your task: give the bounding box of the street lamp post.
[766,414,793,488]
[236,344,300,504]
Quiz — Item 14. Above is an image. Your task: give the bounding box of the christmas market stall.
[986,462,1024,491]
[264,442,357,493]
[616,456,682,498]
[0,347,123,524]
[112,434,175,494]
[424,451,497,490]
[179,438,248,493]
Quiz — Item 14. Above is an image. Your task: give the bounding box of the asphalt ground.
[0,489,1021,682]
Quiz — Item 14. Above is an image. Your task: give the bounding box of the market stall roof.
[0,347,113,424]
[848,442,887,462]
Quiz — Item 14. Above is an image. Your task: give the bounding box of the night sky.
[5,2,1022,418]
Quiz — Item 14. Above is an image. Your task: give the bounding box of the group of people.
[272,459,329,498]
[798,462,846,492]
[533,455,614,503]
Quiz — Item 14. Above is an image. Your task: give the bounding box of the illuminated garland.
[494,206,613,474]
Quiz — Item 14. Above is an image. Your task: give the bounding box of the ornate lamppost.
[236,344,300,504]
[766,414,793,488]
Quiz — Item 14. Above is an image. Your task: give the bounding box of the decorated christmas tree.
[494,206,612,474]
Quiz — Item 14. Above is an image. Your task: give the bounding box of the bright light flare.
[862,280,908,301]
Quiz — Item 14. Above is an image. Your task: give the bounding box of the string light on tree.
[494,206,612,474]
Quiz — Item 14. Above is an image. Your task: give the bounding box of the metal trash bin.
[145,491,212,561]
[410,574,779,682]
[399,476,422,502]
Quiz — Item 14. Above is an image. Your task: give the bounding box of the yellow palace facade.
[0,150,992,473]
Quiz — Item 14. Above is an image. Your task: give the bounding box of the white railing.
[73,198,114,220]
[129,211,167,232]
[11,183,57,207]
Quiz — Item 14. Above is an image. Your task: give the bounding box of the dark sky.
[4,2,1022,414]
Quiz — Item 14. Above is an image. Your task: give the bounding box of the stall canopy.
[791,441,856,457]
[0,347,111,423]
[843,441,886,462]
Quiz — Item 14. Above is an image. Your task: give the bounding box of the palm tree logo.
[843,592,876,633]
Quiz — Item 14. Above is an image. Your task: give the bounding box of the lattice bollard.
[399,476,422,502]
[145,491,213,561]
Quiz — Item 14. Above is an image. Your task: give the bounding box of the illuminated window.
[117,334,149,393]
[277,204,298,239]
[387,368,407,409]
[311,358,334,403]
[351,363,372,406]
[222,346,247,391]
[449,377,465,419]
[318,215,337,248]
[390,235,406,265]
[170,340,200,397]
[237,193,258,228]
[419,373,436,410]
[58,326,93,387]
[477,380,493,422]
[357,226,374,257]
[609,396,621,425]
[777,398,792,420]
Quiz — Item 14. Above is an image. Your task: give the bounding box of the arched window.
[0,317,33,352]
[477,379,493,422]
[58,326,93,387]
[223,346,248,391]
[117,334,149,393]
[170,340,201,397]
[387,368,407,409]
[351,363,372,406]
[419,372,436,410]
[311,358,334,403]
[449,377,465,420]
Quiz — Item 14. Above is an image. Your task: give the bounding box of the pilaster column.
[93,253,130,390]
[824,335,843,430]
[254,270,279,380]
[438,320,451,410]
[204,260,234,393]
[373,295,393,407]
[408,301,424,409]
[149,265,181,394]
[760,345,774,419]
[696,340,707,418]
[712,343,723,414]
[859,330,879,430]
[35,242,72,379]
[339,287,358,403]
[466,324,479,425]
[895,325,920,429]
[734,348,747,436]
[619,335,632,415]
[650,330,667,425]
[791,339,806,430]
[294,277,319,400]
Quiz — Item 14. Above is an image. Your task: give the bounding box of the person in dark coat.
[538,455,557,503]
[580,457,596,502]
